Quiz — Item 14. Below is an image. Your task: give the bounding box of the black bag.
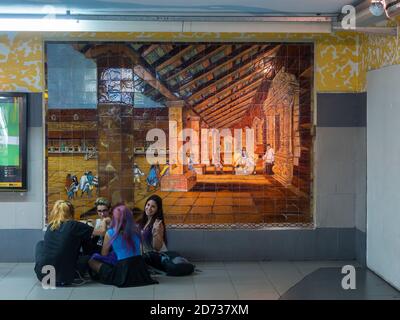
[144,251,195,277]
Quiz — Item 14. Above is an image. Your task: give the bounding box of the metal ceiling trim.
[0,13,334,23]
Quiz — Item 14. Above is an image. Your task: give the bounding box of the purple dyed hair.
[107,204,140,252]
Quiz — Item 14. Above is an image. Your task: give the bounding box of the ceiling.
[77,42,312,128]
[0,0,360,15]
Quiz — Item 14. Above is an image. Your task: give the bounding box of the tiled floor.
[131,176,311,226]
[1,260,397,300]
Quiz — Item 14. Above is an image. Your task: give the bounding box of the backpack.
[144,251,195,276]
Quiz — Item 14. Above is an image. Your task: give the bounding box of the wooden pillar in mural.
[161,100,196,191]
[97,104,134,206]
[96,52,134,206]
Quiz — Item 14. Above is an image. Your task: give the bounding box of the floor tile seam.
[223,261,242,300]
[258,261,282,298]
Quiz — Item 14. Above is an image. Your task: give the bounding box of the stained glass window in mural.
[99,68,134,104]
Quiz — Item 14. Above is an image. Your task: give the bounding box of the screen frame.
[0,92,28,192]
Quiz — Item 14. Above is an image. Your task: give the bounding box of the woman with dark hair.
[88,204,157,287]
[139,195,195,276]
[140,195,167,253]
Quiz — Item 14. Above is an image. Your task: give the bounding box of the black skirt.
[98,255,158,287]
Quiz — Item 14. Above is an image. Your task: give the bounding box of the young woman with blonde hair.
[34,200,94,286]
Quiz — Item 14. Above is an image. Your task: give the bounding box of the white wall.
[367,65,400,290]
[315,127,366,230]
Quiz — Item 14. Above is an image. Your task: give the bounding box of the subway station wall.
[0,30,376,261]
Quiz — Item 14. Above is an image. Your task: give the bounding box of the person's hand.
[103,217,112,225]
[152,219,164,236]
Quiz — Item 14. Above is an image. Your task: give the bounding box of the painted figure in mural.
[133,163,145,186]
[186,152,195,172]
[160,160,170,177]
[146,164,160,192]
[65,173,72,192]
[80,171,96,198]
[234,148,255,175]
[66,175,79,200]
[79,172,88,196]
[213,152,224,175]
[262,144,275,175]
[87,171,94,185]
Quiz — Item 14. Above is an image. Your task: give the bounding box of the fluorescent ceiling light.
[0,17,331,33]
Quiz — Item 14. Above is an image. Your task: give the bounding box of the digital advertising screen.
[0,94,27,191]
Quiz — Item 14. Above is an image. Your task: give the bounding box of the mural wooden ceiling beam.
[178,44,253,94]
[202,88,259,120]
[207,99,253,127]
[200,78,263,116]
[154,45,201,72]
[193,71,264,112]
[215,109,249,129]
[164,45,229,82]
[203,53,287,128]
[186,45,280,103]
[141,44,160,57]
[185,46,256,102]
[84,44,177,101]
[142,43,213,98]
[126,46,178,101]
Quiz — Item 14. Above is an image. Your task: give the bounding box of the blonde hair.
[48,200,74,231]
[95,197,110,208]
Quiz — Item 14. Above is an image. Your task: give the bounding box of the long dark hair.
[140,195,167,244]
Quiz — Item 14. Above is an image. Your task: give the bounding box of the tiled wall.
[0,30,378,262]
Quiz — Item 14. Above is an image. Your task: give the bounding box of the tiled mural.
[45,42,314,228]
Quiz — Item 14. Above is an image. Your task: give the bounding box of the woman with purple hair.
[88,204,157,287]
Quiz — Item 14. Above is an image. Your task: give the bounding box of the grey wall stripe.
[317,93,366,127]
[0,229,43,262]
[0,228,358,262]
[27,93,43,128]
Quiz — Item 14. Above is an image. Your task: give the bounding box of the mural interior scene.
[45,42,314,227]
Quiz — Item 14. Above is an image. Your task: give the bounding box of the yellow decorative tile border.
[314,32,360,93]
[1,30,399,94]
[0,32,43,92]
